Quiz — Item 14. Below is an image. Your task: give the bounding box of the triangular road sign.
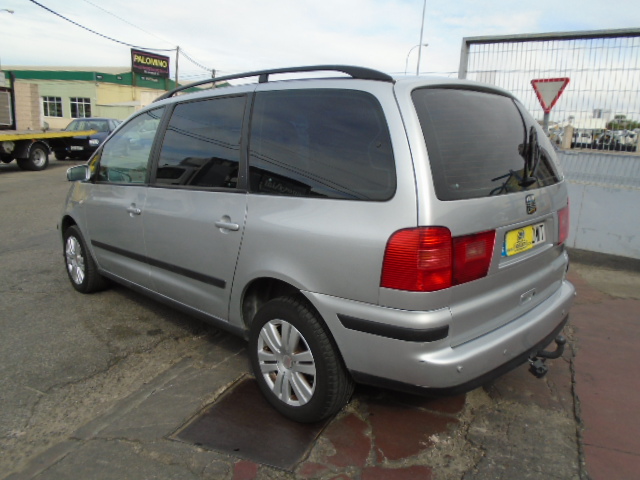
[531,78,570,113]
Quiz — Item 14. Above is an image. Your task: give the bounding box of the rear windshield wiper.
[519,126,540,188]
[490,169,525,195]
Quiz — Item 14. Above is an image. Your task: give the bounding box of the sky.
[2,0,640,84]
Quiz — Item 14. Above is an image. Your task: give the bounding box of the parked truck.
[0,129,96,171]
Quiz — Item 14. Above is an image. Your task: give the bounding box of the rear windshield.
[412,88,561,200]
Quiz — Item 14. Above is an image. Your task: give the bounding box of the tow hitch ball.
[529,335,567,379]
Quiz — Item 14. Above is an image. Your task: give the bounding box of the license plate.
[503,223,545,256]
[70,146,84,151]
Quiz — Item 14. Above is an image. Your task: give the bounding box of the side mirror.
[67,165,91,182]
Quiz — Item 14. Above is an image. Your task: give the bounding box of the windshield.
[65,120,110,132]
[412,88,561,200]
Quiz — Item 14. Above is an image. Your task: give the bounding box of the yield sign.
[531,78,570,113]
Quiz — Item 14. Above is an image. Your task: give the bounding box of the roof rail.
[154,65,394,102]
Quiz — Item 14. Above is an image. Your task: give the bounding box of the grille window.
[42,96,62,117]
[70,97,92,118]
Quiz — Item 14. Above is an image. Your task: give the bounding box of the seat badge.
[525,194,537,215]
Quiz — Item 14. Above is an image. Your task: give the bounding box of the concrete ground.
[1,158,639,479]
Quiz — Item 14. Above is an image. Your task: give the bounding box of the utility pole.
[175,46,180,88]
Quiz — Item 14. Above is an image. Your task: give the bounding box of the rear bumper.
[304,279,575,392]
[351,314,568,396]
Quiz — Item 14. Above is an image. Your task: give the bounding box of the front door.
[83,107,165,288]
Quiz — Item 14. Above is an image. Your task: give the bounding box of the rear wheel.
[17,143,49,171]
[248,296,354,423]
[63,225,108,293]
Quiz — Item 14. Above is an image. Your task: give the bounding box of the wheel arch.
[29,140,52,156]
[239,276,350,367]
[241,277,302,332]
[12,140,51,159]
[60,214,78,234]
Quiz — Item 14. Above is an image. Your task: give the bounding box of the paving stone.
[368,402,458,462]
[541,355,575,415]
[355,386,465,416]
[296,461,330,479]
[232,459,258,480]
[361,465,433,480]
[573,299,640,459]
[584,445,640,480]
[484,358,571,412]
[381,391,466,416]
[464,405,579,480]
[567,270,610,305]
[323,413,371,468]
[32,439,198,480]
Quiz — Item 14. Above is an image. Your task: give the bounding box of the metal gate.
[458,29,640,153]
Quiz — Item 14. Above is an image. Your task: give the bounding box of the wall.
[13,81,41,130]
[95,83,164,120]
[37,81,97,129]
[557,150,640,259]
[5,72,172,130]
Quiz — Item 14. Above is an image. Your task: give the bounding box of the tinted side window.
[249,89,396,201]
[412,88,561,200]
[155,96,246,188]
[96,107,165,184]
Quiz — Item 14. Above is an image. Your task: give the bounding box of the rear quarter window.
[249,89,396,201]
[412,88,561,200]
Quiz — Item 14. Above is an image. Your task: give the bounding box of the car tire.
[54,150,67,160]
[17,143,49,171]
[63,225,108,293]
[248,296,354,423]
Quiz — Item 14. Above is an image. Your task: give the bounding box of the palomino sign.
[131,49,170,78]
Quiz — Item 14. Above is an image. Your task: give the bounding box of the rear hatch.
[383,85,569,346]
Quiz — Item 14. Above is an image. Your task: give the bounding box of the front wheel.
[63,225,108,293]
[248,296,354,423]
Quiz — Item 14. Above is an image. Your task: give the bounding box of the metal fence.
[458,29,640,153]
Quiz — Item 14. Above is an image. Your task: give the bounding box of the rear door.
[142,95,249,321]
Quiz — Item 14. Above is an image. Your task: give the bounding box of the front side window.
[412,88,561,200]
[70,97,92,118]
[42,96,62,117]
[95,107,165,184]
[155,96,246,188]
[249,89,396,201]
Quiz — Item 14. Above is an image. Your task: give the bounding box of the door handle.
[126,205,142,216]
[215,219,240,231]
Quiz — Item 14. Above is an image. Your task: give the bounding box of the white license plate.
[70,146,84,151]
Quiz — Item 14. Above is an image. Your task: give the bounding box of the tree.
[607,114,640,131]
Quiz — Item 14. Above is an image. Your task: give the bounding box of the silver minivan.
[60,66,575,422]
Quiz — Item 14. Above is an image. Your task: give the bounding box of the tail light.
[381,227,495,292]
[558,201,570,245]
